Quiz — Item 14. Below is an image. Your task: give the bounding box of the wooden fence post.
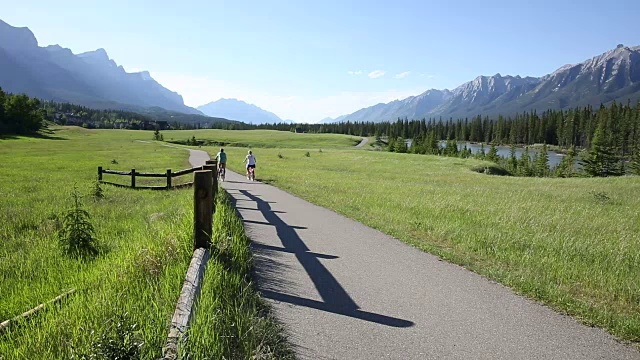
[98,166,102,181]
[193,170,213,249]
[210,160,218,200]
[131,168,136,188]
[202,165,217,214]
[166,169,172,189]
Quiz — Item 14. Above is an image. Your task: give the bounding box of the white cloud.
[368,70,386,79]
[348,70,363,75]
[150,71,421,123]
[394,71,411,79]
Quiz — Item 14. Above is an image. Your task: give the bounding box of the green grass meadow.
[163,128,362,149]
[2,125,639,357]
[0,127,290,359]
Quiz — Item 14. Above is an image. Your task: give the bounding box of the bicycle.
[247,166,255,181]
[218,164,226,182]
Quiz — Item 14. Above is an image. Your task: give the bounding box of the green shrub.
[470,164,511,176]
[84,312,145,359]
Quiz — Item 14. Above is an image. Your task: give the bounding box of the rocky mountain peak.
[0,19,38,52]
[78,48,109,61]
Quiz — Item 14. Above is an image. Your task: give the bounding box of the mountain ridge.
[329,44,640,123]
[197,98,283,124]
[0,19,202,115]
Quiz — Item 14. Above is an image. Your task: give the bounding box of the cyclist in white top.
[244,150,256,180]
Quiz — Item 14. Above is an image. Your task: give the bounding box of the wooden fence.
[163,163,219,359]
[97,160,218,190]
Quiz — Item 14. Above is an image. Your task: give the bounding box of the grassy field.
[209,144,640,344]
[3,125,637,355]
[0,127,290,359]
[162,128,362,148]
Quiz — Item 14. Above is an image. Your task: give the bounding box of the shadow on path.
[238,189,414,328]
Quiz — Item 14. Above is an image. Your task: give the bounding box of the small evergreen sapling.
[58,187,98,258]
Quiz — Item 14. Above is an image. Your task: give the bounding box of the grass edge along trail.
[212,145,640,347]
[184,190,294,359]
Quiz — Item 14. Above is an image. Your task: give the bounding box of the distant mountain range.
[0,19,201,115]
[325,44,640,123]
[197,98,283,124]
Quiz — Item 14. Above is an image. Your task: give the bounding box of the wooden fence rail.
[98,165,205,190]
[163,168,218,359]
[99,163,221,356]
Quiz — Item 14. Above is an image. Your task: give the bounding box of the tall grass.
[0,127,195,358]
[184,192,293,359]
[0,127,291,358]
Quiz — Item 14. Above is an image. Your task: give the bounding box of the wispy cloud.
[394,71,411,79]
[368,70,386,79]
[348,70,363,75]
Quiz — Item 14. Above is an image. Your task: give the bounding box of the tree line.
[377,101,640,177]
[41,101,159,129]
[252,101,640,177]
[260,101,640,150]
[0,87,46,135]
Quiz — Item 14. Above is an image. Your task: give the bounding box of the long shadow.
[234,206,286,214]
[5,128,68,140]
[253,243,339,260]
[238,189,414,328]
[243,219,307,230]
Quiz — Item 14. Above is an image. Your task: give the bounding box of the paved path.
[187,149,639,360]
[355,137,369,148]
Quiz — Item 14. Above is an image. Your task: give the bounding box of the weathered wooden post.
[98,166,103,181]
[193,170,213,249]
[166,169,172,189]
[210,160,219,200]
[202,165,217,214]
[131,168,136,188]
[204,159,218,195]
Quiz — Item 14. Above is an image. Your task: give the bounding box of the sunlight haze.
[3,0,640,122]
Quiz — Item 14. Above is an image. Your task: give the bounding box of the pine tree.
[536,144,550,177]
[519,147,531,176]
[461,144,470,158]
[426,131,439,155]
[395,137,408,153]
[387,137,396,152]
[555,145,576,178]
[581,127,623,177]
[508,144,518,173]
[630,144,640,175]
[0,87,6,130]
[487,143,499,163]
[476,144,486,160]
[409,137,419,153]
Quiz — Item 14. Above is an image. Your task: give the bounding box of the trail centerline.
[186,148,638,360]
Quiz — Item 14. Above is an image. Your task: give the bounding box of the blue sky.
[3,0,640,122]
